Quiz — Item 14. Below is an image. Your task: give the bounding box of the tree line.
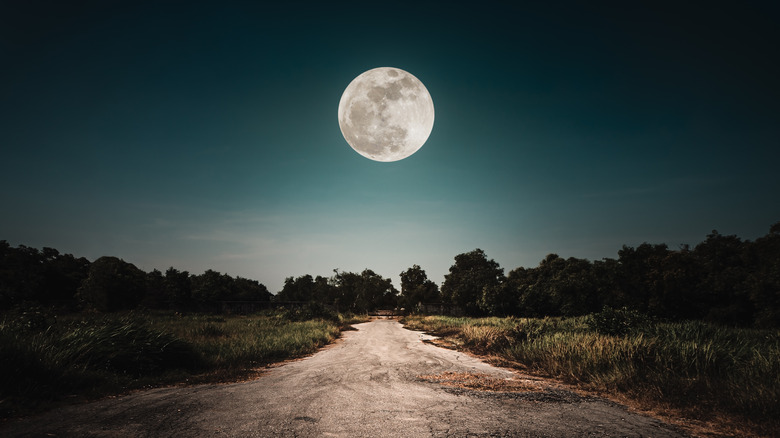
[429,222,779,327]
[262,222,780,327]
[0,245,272,312]
[2,221,778,326]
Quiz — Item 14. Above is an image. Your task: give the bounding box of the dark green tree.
[694,230,752,325]
[164,267,192,310]
[312,275,336,305]
[591,258,622,310]
[616,243,671,312]
[276,275,316,302]
[331,269,397,312]
[190,270,232,309]
[231,277,271,302]
[38,247,90,305]
[143,269,166,309]
[0,242,44,305]
[441,249,504,316]
[76,256,146,311]
[399,265,439,311]
[646,246,701,320]
[520,254,566,317]
[745,222,780,327]
[490,266,534,317]
[548,257,599,317]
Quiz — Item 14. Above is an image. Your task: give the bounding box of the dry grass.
[403,314,780,438]
[418,371,545,392]
[0,310,351,419]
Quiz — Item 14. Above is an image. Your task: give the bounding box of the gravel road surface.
[1,319,686,437]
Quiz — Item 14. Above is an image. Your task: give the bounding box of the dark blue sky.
[2,1,778,292]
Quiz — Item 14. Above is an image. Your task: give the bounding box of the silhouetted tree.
[647,247,701,320]
[399,265,439,311]
[519,254,566,317]
[0,242,44,306]
[37,247,90,305]
[143,269,166,309]
[694,231,752,325]
[190,270,232,309]
[591,258,622,310]
[550,257,599,316]
[277,275,317,302]
[230,276,271,302]
[312,275,336,305]
[745,222,780,327]
[331,269,397,312]
[77,256,146,311]
[441,249,504,316]
[5,219,780,325]
[616,243,669,312]
[164,267,192,310]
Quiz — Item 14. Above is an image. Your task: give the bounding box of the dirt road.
[1,319,685,437]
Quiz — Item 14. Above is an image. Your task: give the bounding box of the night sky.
[2,1,778,293]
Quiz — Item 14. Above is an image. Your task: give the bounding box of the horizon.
[3,220,777,294]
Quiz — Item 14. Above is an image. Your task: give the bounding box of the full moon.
[338,67,434,162]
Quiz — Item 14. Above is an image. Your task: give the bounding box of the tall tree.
[164,267,192,310]
[77,256,146,311]
[276,275,316,302]
[694,231,752,325]
[746,222,780,327]
[399,265,439,311]
[441,249,504,316]
[37,247,90,305]
[617,243,671,312]
[331,269,397,312]
[0,242,43,305]
[143,269,166,309]
[190,270,232,309]
[231,277,271,302]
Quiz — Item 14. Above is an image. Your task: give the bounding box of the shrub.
[587,306,652,336]
[279,302,340,322]
[59,316,202,376]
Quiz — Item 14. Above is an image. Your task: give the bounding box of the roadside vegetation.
[0,306,367,419]
[402,312,780,437]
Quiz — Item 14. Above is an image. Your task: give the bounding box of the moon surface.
[338,67,434,162]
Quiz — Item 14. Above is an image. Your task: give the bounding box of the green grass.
[402,314,780,436]
[0,309,364,419]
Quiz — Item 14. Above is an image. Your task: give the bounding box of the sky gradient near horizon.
[2,1,779,293]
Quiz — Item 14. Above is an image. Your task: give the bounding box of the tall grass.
[0,309,347,418]
[403,314,780,435]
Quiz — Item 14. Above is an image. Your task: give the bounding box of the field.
[402,313,780,437]
[0,307,367,418]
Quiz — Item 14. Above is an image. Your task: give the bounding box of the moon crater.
[338,67,434,162]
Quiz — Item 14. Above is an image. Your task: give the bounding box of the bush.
[276,302,340,322]
[2,304,57,332]
[509,318,561,342]
[587,306,652,336]
[59,316,203,376]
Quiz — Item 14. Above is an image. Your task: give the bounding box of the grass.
[0,308,368,419]
[402,314,780,437]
